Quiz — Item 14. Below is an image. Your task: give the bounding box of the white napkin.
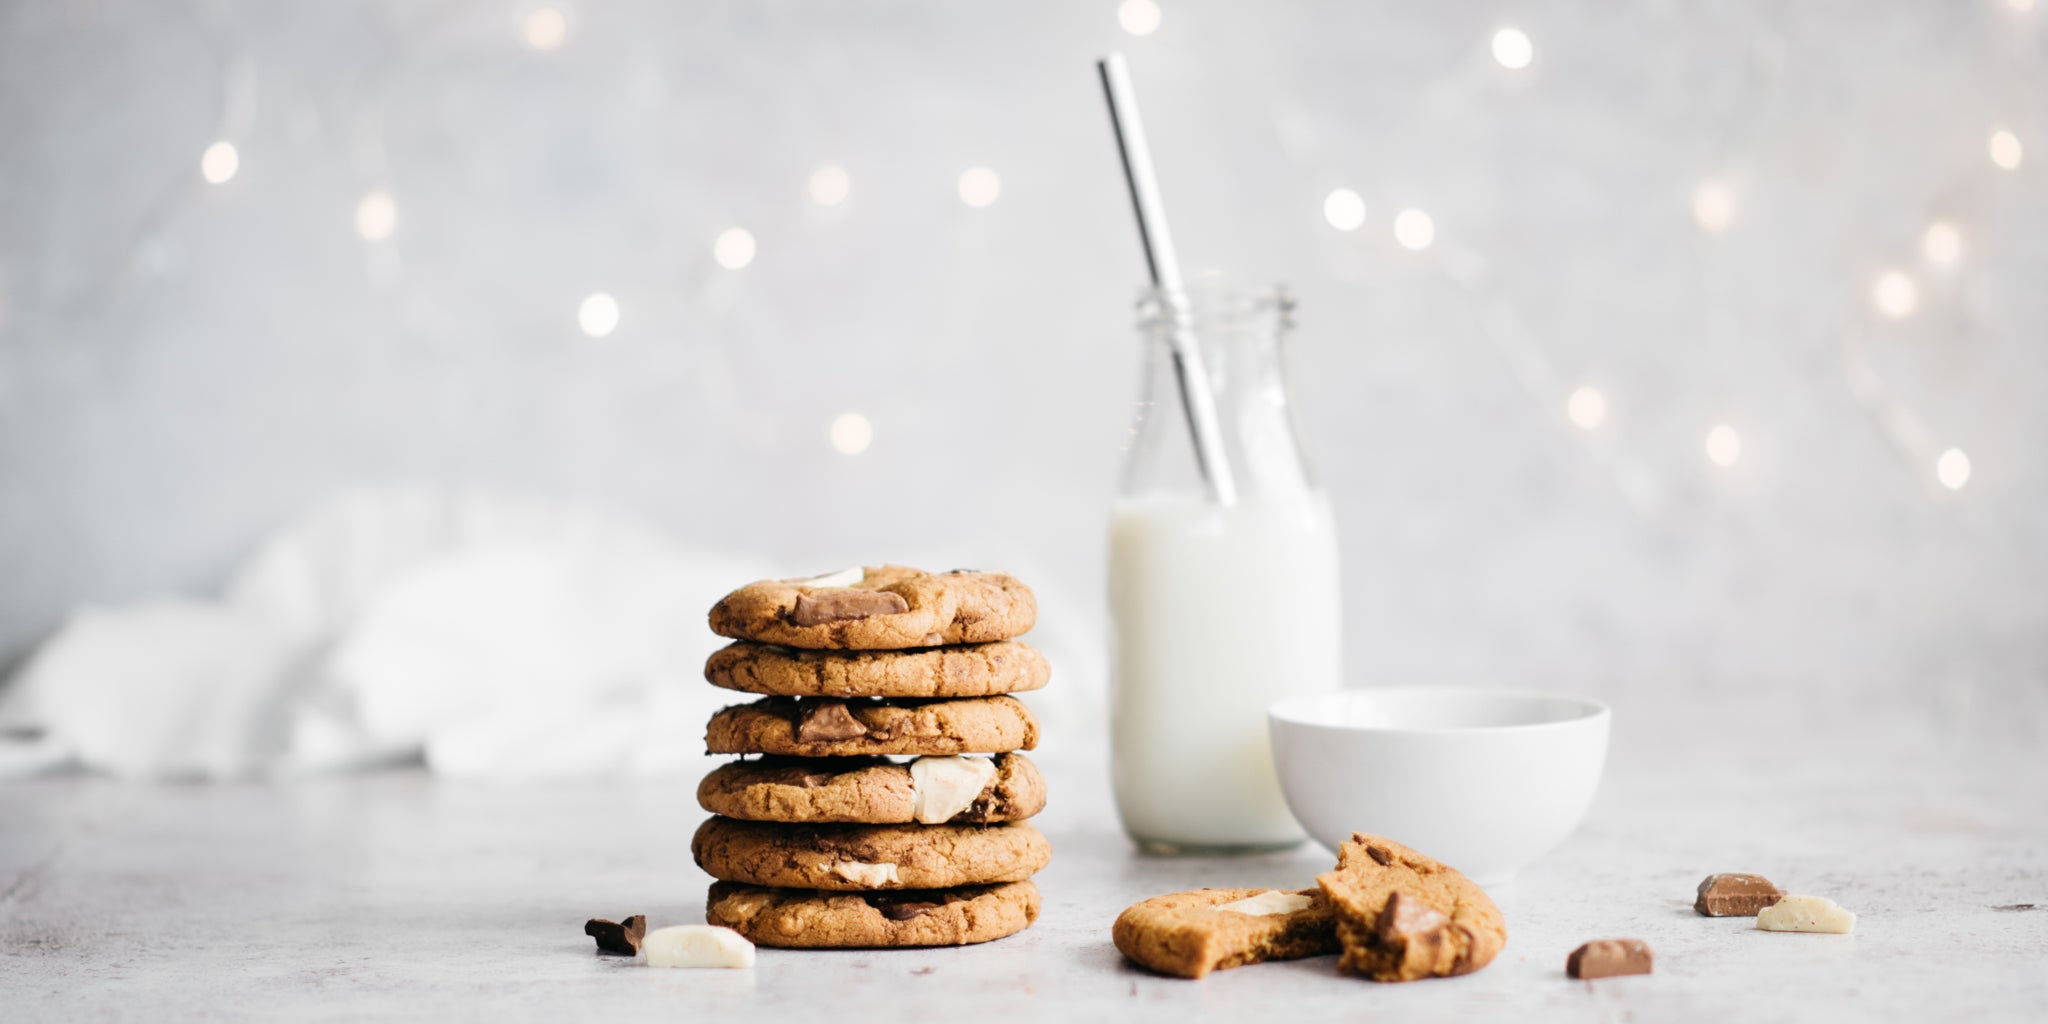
[0,487,767,782]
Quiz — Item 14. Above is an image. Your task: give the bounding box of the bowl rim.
[1268,686,1611,735]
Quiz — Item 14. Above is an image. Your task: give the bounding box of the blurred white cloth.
[0,487,768,781]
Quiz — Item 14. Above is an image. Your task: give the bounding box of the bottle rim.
[1134,281,1295,329]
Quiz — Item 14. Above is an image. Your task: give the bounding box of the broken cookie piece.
[584,914,646,955]
[1695,873,1784,916]
[1756,894,1856,934]
[1315,833,1506,982]
[1112,887,1338,979]
[643,924,756,968]
[1566,938,1654,979]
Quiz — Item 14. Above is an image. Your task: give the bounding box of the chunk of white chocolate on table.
[643,925,756,968]
[910,755,998,823]
[1215,890,1313,916]
[1756,894,1856,934]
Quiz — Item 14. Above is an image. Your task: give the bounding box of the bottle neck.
[1125,285,1319,501]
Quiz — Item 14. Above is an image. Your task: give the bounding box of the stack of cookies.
[691,566,1051,948]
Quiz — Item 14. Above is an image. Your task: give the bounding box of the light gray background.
[1,1,2043,741]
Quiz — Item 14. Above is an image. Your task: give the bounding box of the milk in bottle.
[1109,283,1343,853]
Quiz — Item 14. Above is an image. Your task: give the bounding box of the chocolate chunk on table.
[1695,873,1784,916]
[1566,938,1654,979]
[585,914,646,955]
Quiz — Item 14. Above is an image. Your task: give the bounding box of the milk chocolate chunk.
[1369,891,1452,978]
[792,590,909,626]
[797,702,870,742]
[1566,938,1653,979]
[585,914,646,955]
[1695,873,1784,917]
[870,893,963,921]
[1375,891,1449,944]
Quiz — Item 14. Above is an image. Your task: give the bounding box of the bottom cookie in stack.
[708,882,1043,949]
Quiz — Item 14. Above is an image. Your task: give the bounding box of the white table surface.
[3,737,2045,1022]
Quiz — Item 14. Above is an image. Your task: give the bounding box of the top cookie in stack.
[694,566,1052,949]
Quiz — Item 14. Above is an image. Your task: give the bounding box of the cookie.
[707,881,1041,948]
[704,696,1039,757]
[708,566,1036,650]
[691,817,1052,891]
[1314,833,1507,982]
[705,640,1051,699]
[1112,888,1339,979]
[697,752,1047,824]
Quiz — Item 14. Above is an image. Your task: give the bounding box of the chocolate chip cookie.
[704,695,1039,757]
[691,817,1052,891]
[708,566,1036,650]
[1315,833,1507,982]
[697,753,1047,825]
[1113,888,1339,979]
[705,640,1050,699]
[707,881,1041,948]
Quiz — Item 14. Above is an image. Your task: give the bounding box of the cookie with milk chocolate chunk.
[697,752,1047,824]
[705,639,1050,699]
[708,566,1036,650]
[1112,887,1339,979]
[707,881,1040,948]
[1315,833,1507,982]
[704,695,1039,758]
[691,817,1051,891]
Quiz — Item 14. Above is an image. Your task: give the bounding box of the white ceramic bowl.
[1268,688,1610,885]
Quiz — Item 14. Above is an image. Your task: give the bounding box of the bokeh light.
[1705,424,1742,467]
[578,293,620,337]
[201,141,239,184]
[713,228,757,270]
[1566,386,1607,430]
[1117,0,1162,36]
[958,167,1002,208]
[1491,28,1533,69]
[830,413,873,455]
[1323,189,1366,231]
[1393,209,1435,251]
[354,191,397,241]
[1871,270,1918,319]
[808,164,851,207]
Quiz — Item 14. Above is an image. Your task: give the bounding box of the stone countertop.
[2,750,2044,1022]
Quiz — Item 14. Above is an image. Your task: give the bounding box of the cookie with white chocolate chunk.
[1112,887,1339,978]
[707,880,1041,948]
[704,695,1039,757]
[690,816,1052,891]
[697,753,1046,824]
[709,566,1036,650]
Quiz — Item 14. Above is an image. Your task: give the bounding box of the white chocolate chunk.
[643,925,755,968]
[1756,894,1856,934]
[1215,890,1313,916]
[910,755,998,824]
[832,861,901,887]
[801,566,865,588]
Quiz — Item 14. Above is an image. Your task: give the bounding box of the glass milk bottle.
[1110,282,1342,854]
